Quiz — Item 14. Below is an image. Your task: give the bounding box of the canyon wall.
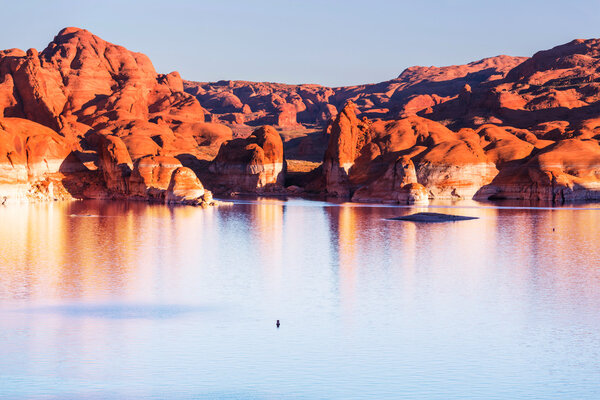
[1,28,599,204]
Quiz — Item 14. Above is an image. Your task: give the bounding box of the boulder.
[352,156,429,204]
[129,155,181,198]
[165,167,206,204]
[129,155,213,205]
[210,125,285,192]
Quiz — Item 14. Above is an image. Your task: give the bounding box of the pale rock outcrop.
[0,117,74,202]
[165,167,206,204]
[352,156,429,204]
[477,139,600,201]
[129,155,214,205]
[415,140,499,199]
[210,125,285,192]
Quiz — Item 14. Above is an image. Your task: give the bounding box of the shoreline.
[4,193,599,212]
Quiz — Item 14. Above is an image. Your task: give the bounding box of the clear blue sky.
[2,0,599,86]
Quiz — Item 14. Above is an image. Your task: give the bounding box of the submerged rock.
[388,212,478,222]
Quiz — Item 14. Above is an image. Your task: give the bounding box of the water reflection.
[252,199,284,289]
[17,303,212,319]
[0,199,599,399]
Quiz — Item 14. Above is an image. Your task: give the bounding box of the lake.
[0,199,599,399]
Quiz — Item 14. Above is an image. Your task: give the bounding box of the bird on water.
[276,320,280,328]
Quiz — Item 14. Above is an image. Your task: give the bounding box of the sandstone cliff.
[0,27,223,205]
[210,125,285,193]
[1,28,599,204]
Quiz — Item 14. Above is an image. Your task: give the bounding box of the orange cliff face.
[317,99,600,203]
[209,125,285,193]
[0,117,80,201]
[0,27,226,204]
[187,39,600,202]
[320,103,497,202]
[1,28,600,204]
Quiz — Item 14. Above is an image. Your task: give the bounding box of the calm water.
[0,199,599,399]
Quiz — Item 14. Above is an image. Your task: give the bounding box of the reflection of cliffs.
[2,200,598,306]
[323,205,360,313]
[251,199,285,287]
[0,200,227,300]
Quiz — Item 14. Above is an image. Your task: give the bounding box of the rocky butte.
[1,28,599,204]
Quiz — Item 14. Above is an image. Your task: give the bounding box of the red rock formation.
[322,101,370,196]
[98,135,133,194]
[0,118,65,178]
[210,125,285,192]
[475,125,534,167]
[92,137,215,205]
[425,38,600,131]
[478,139,600,201]
[183,80,336,132]
[1,28,600,204]
[276,103,299,127]
[170,122,233,159]
[321,103,498,201]
[352,156,428,204]
[0,27,228,204]
[315,39,600,203]
[0,117,77,201]
[128,155,214,205]
[183,54,525,133]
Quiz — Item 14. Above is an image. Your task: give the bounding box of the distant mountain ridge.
[184,54,527,129]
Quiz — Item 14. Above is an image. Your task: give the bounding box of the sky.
[1,0,599,87]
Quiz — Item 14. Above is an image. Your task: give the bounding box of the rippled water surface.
[1,199,599,399]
